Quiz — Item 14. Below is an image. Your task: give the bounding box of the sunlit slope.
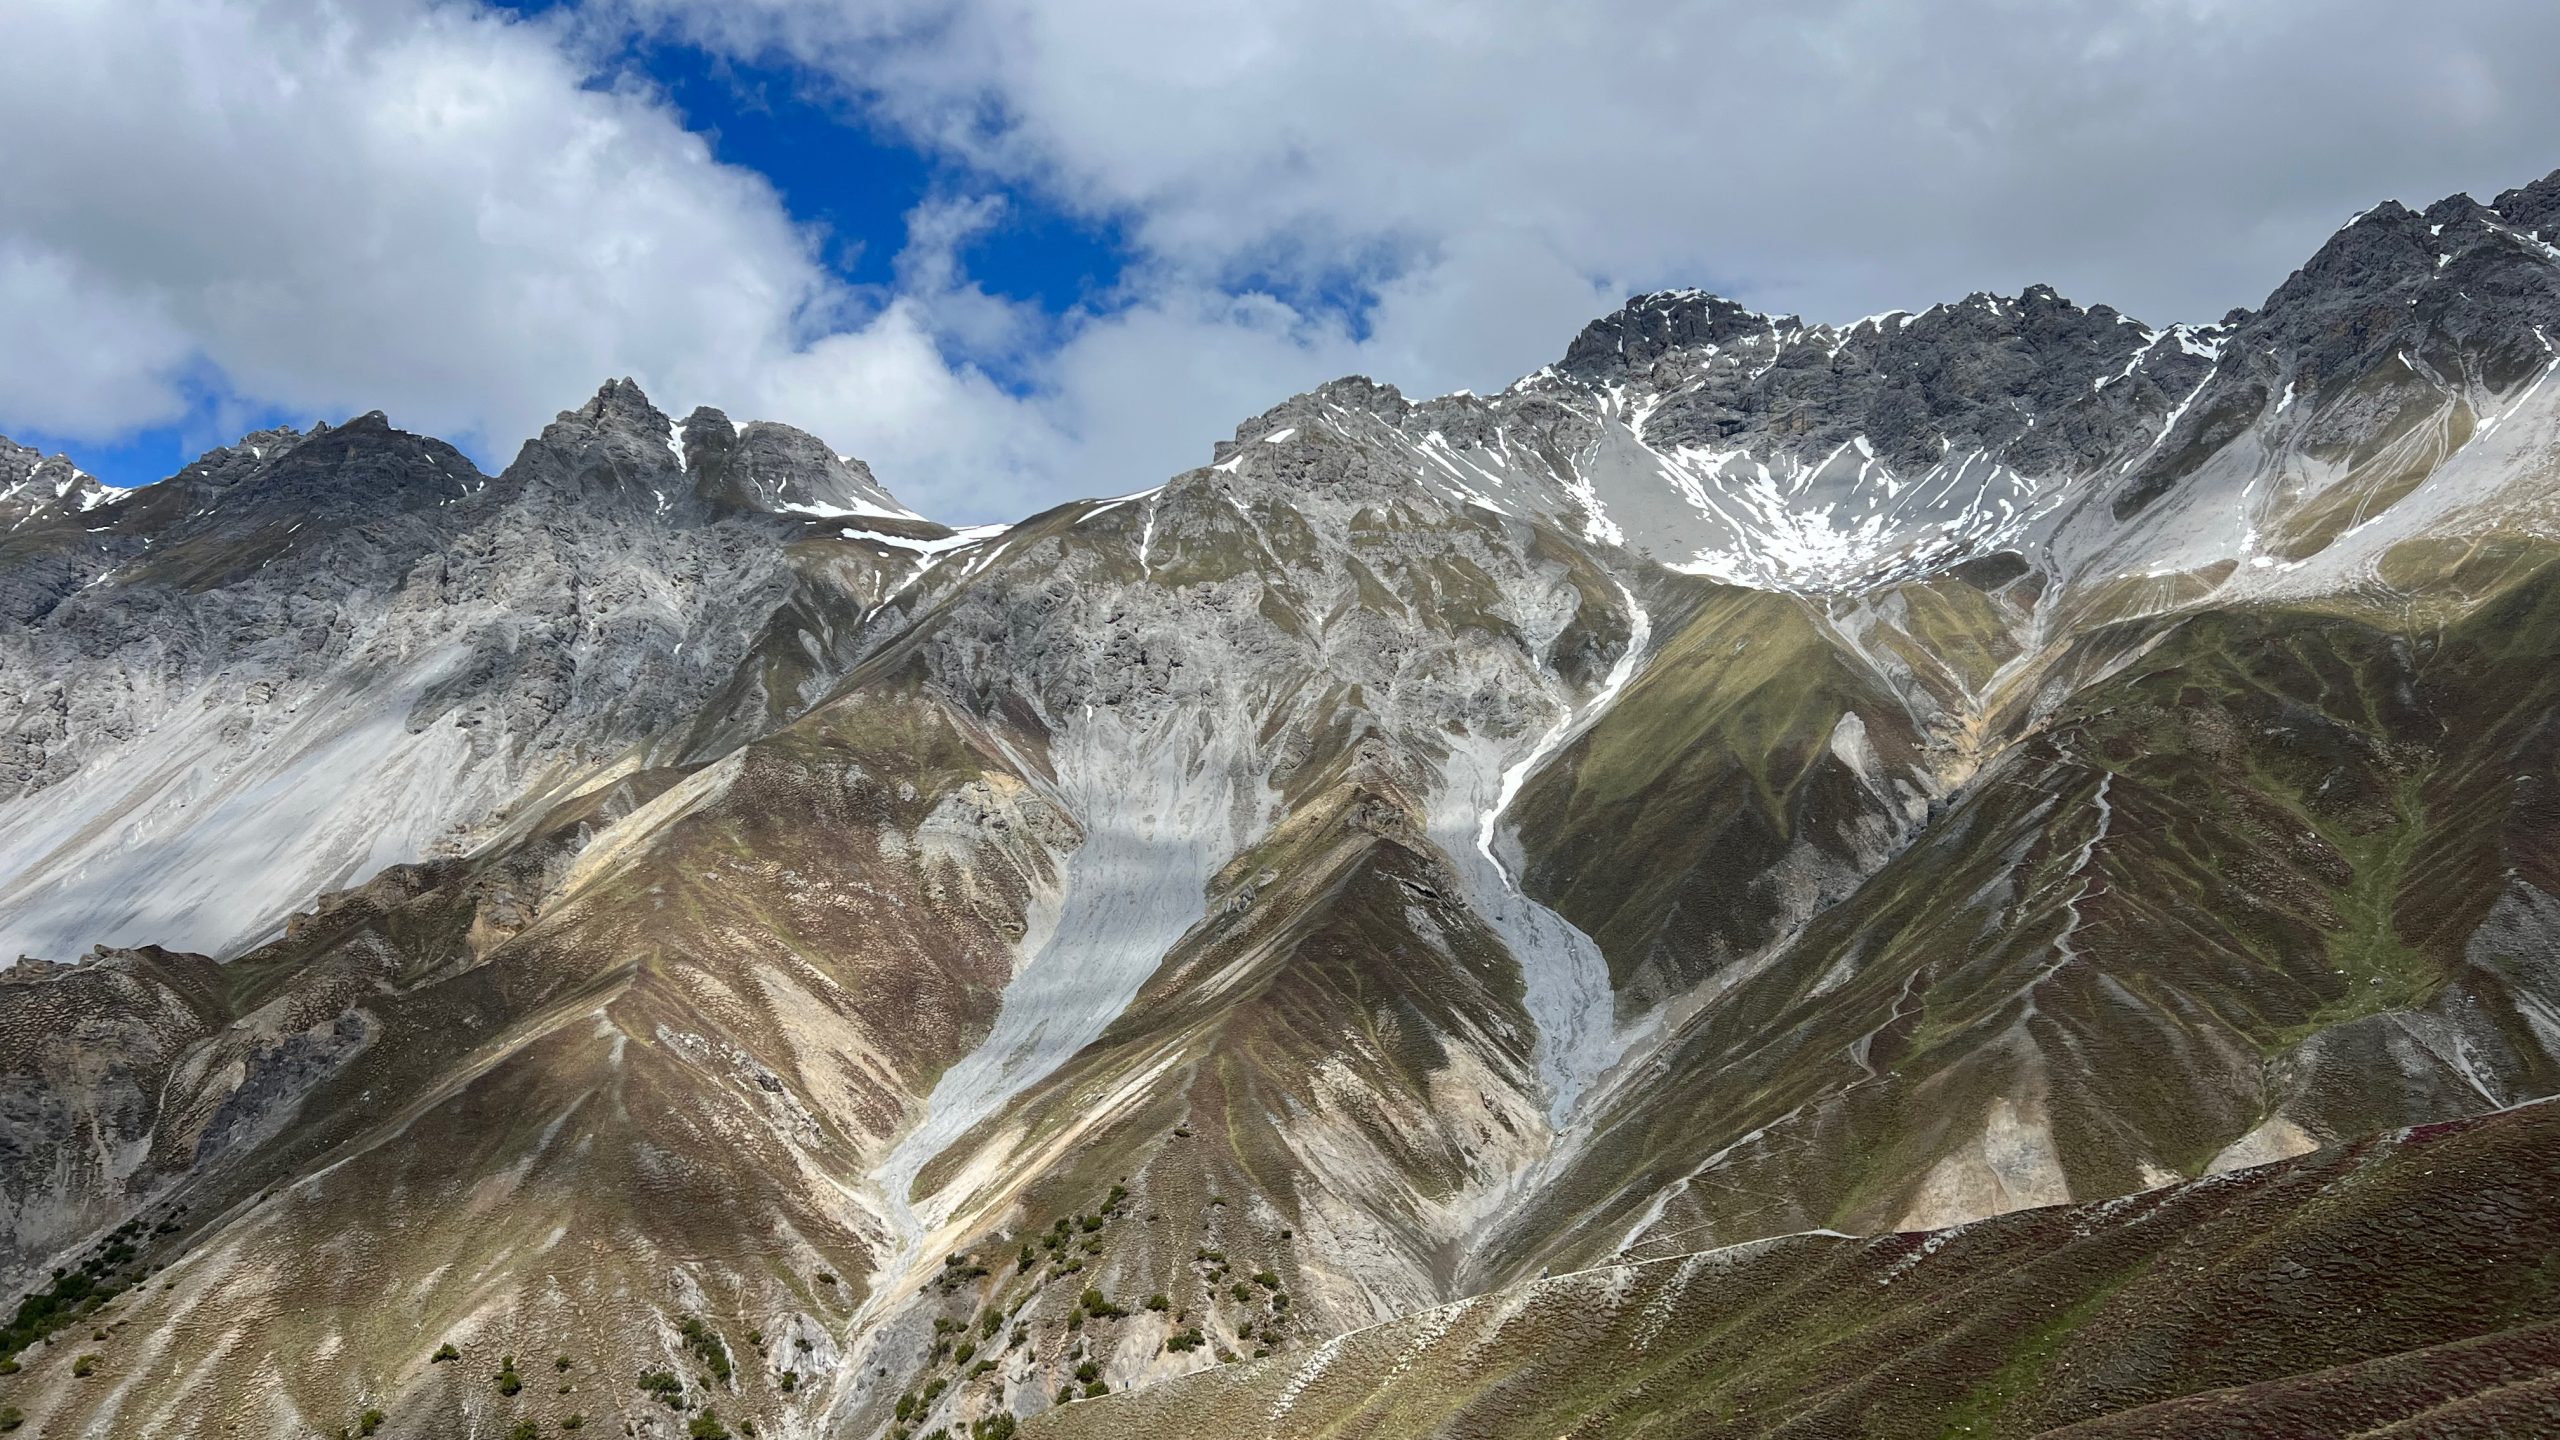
[1469,547,2560,1282]
[1033,1099,2560,1440]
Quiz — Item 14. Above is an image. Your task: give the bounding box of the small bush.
[972,1416,1018,1440]
[556,1355,573,1372]
[562,1416,586,1432]
[506,1423,539,1440]
[357,1409,386,1436]
[431,1343,460,1363]
[495,1354,522,1396]
[779,1369,799,1393]
[637,1369,684,1408]
[1082,1381,1107,1399]
[1144,1294,1170,1312]
[0,1408,19,1432]
[1073,1361,1100,1384]
[73,1353,98,1378]
[688,1412,732,1440]
[679,1317,733,1384]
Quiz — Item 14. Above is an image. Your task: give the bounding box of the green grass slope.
[1032,1098,2560,1440]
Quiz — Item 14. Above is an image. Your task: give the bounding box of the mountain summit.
[3,169,2560,1439]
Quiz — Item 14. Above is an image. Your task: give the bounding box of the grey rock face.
[0,381,913,964]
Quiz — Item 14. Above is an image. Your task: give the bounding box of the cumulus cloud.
[645,0,2560,326]
[8,0,2560,521]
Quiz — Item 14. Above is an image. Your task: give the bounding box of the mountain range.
[3,166,2560,1439]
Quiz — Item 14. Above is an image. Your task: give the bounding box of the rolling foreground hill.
[2,167,2559,1438]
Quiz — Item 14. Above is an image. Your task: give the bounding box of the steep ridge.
[0,168,2557,1439]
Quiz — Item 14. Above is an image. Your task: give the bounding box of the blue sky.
[7,0,2560,520]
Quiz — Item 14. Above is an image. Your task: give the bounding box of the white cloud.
[0,242,195,436]
[0,0,1015,494]
[8,0,2560,524]
[647,0,2560,323]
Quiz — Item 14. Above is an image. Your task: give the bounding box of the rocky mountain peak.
[680,405,916,521]
[0,436,107,532]
[2491,163,2560,233]
[1558,289,1799,378]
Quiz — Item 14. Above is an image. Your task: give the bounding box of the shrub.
[495,1355,522,1396]
[972,1416,1018,1440]
[1144,1295,1170,1312]
[688,1411,732,1440]
[0,1408,19,1432]
[431,1343,460,1363]
[73,1353,98,1377]
[562,1416,586,1432]
[954,1341,975,1367]
[780,1369,800,1394]
[1076,1216,1102,1234]
[507,1423,539,1440]
[637,1370,684,1408]
[1252,1272,1279,1290]
[357,1409,386,1436]
[1073,1361,1099,1383]
[556,1355,573,1372]
[679,1316,733,1384]
[1082,1381,1107,1398]
[1164,1328,1206,1354]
